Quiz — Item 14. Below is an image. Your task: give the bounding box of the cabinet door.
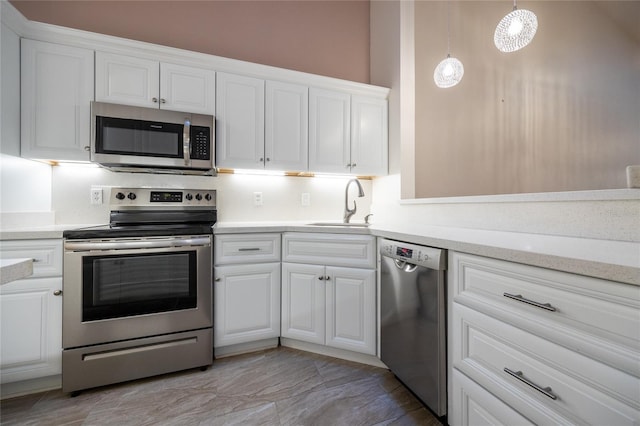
[95,52,159,108]
[21,39,94,161]
[160,62,215,115]
[215,72,265,169]
[2,22,20,157]
[265,80,308,172]
[325,266,376,355]
[351,96,388,176]
[0,277,62,383]
[281,262,325,345]
[214,263,280,348]
[308,88,351,174]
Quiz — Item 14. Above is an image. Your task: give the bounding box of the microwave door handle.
[183,119,191,166]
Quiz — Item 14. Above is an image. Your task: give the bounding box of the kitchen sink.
[307,222,370,227]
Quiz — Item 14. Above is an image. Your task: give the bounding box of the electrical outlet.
[253,192,263,206]
[301,193,311,206]
[90,187,103,205]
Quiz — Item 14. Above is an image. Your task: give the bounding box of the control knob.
[205,193,212,201]
[185,193,193,201]
[195,193,203,201]
[127,192,136,200]
[115,192,125,200]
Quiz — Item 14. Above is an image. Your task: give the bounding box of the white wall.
[50,164,372,226]
[369,1,640,243]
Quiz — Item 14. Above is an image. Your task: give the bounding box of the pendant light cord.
[446,1,451,57]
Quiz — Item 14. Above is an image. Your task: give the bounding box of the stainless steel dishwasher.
[379,238,447,417]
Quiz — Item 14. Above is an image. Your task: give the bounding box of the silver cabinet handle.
[53,290,63,296]
[352,163,356,168]
[325,276,330,281]
[160,98,166,104]
[266,158,270,162]
[259,158,264,162]
[504,368,557,400]
[215,278,221,282]
[318,276,325,281]
[238,248,260,252]
[84,146,90,151]
[152,97,158,103]
[503,293,557,312]
[32,258,41,263]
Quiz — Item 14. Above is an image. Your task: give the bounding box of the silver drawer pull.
[32,258,41,263]
[238,248,261,252]
[504,368,557,400]
[503,292,557,312]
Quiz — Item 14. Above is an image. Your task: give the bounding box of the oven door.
[63,235,212,349]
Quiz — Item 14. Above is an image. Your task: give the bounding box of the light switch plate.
[301,193,311,206]
[253,192,263,206]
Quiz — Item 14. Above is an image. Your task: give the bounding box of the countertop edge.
[2,222,637,285]
[214,222,640,286]
[0,258,34,285]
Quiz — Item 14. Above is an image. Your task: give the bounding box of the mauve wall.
[9,0,370,83]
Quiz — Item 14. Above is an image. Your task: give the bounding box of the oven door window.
[82,251,197,321]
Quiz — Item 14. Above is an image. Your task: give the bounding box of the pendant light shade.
[494,1,538,52]
[434,2,464,88]
[434,55,465,88]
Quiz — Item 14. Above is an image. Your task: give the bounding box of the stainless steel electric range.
[62,187,216,396]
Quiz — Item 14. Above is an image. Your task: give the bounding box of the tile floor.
[0,347,442,426]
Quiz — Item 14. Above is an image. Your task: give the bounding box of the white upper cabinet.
[95,52,215,114]
[265,80,308,172]
[216,73,308,172]
[21,39,94,161]
[160,62,215,114]
[215,72,265,169]
[351,96,388,176]
[309,88,388,176]
[309,88,351,174]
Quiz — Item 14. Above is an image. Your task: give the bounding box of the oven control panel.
[110,187,216,208]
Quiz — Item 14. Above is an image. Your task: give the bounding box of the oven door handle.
[65,236,211,251]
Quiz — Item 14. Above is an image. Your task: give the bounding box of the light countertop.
[1,221,637,285]
[214,221,640,285]
[0,258,33,285]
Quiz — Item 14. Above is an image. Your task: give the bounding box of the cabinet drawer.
[282,232,375,268]
[450,368,534,426]
[452,303,639,425]
[214,234,281,265]
[0,239,62,278]
[450,252,640,372]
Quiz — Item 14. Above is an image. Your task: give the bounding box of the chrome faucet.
[344,178,365,223]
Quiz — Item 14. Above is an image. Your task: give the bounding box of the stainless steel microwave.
[91,102,215,175]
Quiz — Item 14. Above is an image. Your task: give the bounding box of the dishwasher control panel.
[379,238,446,270]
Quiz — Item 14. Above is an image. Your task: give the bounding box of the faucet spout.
[344,178,365,223]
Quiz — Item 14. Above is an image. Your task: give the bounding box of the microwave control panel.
[190,126,211,160]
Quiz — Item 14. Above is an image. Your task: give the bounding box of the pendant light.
[494,0,538,53]
[433,2,464,88]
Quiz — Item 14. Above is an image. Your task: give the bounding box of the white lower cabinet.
[214,263,280,347]
[0,239,63,388]
[0,277,62,383]
[281,262,376,355]
[451,369,534,426]
[281,232,377,356]
[448,251,640,426]
[213,234,281,351]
